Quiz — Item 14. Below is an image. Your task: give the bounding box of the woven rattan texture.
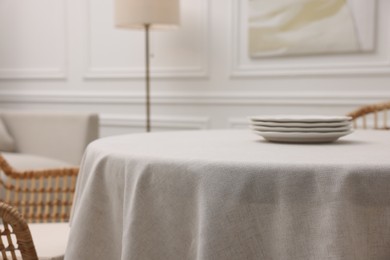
[0,202,38,260]
[0,155,79,223]
[347,101,390,130]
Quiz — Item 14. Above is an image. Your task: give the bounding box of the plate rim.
[251,125,351,133]
[251,121,351,128]
[253,129,353,143]
[250,115,352,123]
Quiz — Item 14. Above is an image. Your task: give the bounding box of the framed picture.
[248,0,376,58]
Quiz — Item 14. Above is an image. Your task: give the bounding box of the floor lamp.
[115,0,180,132]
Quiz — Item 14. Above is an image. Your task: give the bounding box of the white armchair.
[0,110,99,167]
[0,111,99,260]
[0,110,99,222]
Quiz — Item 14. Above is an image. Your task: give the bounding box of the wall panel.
[0,0,67,79]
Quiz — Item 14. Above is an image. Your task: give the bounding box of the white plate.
[253,130,353,143]
[250,115,352,123]
[251,125,351,133]
[251,120,351,128]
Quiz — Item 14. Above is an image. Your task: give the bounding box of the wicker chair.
[0,202,38,260]
[347,101,390,130]
[0,154,79,223]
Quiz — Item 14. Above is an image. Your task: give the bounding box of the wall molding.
[100,114,210,130]
[0,0,67,80]
[230,0,390,77]
[84,0,209,79]
[1,91,390,106]
[85,66,208,79]
[0,68,66,80]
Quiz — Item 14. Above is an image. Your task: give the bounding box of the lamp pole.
[145,23,151,132]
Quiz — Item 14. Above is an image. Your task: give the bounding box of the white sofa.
[0,110,99,170]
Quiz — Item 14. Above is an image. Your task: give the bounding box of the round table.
[65,129,390,260]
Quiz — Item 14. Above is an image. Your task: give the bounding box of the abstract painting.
[248,0,375,58]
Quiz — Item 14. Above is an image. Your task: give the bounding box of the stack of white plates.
[250,115,353,143]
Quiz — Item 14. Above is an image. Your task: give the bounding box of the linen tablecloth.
[65,130,390,260]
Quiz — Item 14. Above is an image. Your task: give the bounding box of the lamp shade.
[115,0,180,29]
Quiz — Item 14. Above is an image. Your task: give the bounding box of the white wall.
[0,0,389,137]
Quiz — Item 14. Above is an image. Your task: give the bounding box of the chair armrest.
[1,111,99,165]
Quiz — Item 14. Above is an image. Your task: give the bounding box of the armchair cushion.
[1,152,72,171]
[0,222,70,260]
[0,117,15,152]
[29,222,70,260]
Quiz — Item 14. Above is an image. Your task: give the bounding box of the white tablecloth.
[65,130,390,260]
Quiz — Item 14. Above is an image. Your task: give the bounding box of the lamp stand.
[115,0,179,132]
[145,23,151,132]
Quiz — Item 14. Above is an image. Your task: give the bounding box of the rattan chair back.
[0,202,38,260]
[347,101,390,130]
[0,155,79,223]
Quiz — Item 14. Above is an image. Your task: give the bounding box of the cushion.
[1,152,72,171]
[0,223,69,260]
[29,222,70,260]
[0,117,15,152]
